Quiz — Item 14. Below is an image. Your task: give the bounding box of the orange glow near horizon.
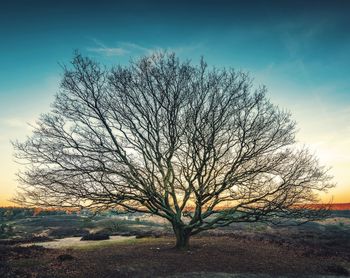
[1,189,349,208]
[0,197,16,207]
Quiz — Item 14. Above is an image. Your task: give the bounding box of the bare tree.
[13,52,333,249]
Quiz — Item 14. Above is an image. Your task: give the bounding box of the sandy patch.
[21,235,135,249]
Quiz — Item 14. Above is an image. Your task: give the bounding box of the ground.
[1,233,350,277]
[1,210,350,277]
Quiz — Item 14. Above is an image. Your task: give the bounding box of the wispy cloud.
[87,39,129,56]
[87,39,203,57]
[119,42,152,54]
[89,47,128,56]
[117,41,203,55]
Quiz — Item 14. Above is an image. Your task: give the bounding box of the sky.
[1,0,350,206]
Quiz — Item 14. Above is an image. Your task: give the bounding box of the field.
[1,209,350,277]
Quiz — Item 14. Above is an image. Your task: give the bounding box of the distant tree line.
[0,207,136,222]
[0,207,71,221]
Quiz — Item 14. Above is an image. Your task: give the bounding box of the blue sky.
[1,0,350,204]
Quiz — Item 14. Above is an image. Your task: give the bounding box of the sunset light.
[1,1,350,277]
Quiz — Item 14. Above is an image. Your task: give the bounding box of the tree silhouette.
[14,52,333,249]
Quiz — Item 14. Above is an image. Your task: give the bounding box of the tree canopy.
[14,52,333,248]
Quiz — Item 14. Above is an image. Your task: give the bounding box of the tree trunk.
[173,224,191,250]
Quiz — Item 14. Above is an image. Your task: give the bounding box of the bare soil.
[1,234,349,278]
